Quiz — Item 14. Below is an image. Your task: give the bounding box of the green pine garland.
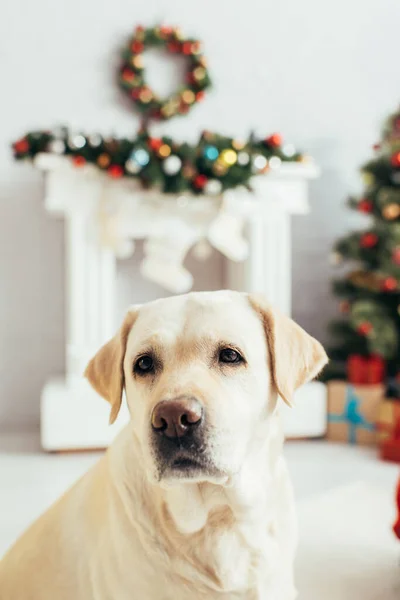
[12,128,305,195]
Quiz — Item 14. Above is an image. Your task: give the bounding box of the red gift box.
[394,479,400,540]
[347,354,386,385]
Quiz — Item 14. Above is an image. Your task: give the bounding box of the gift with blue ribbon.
[327,382,383,445]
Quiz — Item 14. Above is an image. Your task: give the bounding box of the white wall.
[1,0,400,429]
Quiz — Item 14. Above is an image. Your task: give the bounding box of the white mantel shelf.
[35,154,324,450]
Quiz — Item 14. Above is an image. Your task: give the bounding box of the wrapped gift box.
[377,399,400,463]
[327,381,384,445]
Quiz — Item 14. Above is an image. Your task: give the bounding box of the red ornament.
[394,479,400,540]
[395,117,400,131]
[358,199,373,213]
[382,277,398,292]
[182,42,194,55]
[186,72,195,84]
[179,103,190,114]
[168,41,181,53]
[266,133,282,147]
[122,69,135,82]
[148,138,163,151]
[72,155,86,167]
[391,152,400,168]
[135,25,144,34]
[373,143,381,151]
[193,174,208,189]
[108,165,124,178]
[357,321,373,336]
[131,41,144,54]
[159,25,172,37]
[392,248,400,265]
[14,138,29,153]
[360,232,378,248]
[131,88,141,100]
[196,91,205,101]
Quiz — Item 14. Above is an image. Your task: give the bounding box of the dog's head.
[85,291,327,485]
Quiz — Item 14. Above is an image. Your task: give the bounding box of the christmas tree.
[328,106,400,379]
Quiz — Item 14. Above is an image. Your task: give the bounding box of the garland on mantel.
[12,128,308,195]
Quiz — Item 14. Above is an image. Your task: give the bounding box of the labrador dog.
[0,291,327,600]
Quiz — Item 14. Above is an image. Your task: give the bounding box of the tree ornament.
[269,156,282,170]
[203,145,219,161]
[72,155,86,167]
[252,155,268,173]
[97,153,111,168]
[281,143,296,158]
[68,134,86,150]
[213,160,228,176]
[357,321,373,336]
[266,133,282,147]
[108,165,124,178]
[219,149,237,166]
[330,251,343,265]
[158,144,171,158]
[48,139,66,154]
[13,138,29,154]
[360,232,378,248]
[204,179,223,195]
[232,139,245,151]
[383,203,400,220]
[88,133,103,147]
[392,247,400,266]
[237,151,250,166]
[391,152,400,168]
[361,172,375,186]
[382,277,398,292]
[193,174,208,189]
[358,198,373,213]
[119,25,211,120]
[162,155,182,175]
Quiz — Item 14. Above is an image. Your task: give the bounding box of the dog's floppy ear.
[84,309,138,424]
[249,294,328,407]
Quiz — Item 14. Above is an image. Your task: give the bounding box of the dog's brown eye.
[219,348,243,364]
[134,355,154,374]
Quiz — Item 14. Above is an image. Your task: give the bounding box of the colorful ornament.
[269,156,282,170]
[383,203,400,220]
[48,139,66,154]
[382,277,398,292]
[237,151,250,166]
[358,199,373,213]
[204,179,223,195]
[162,155,182,176]
[68,134,86,150]
[281,143,296,158]
[360,232,378,248]
[13,138,29,153]
[266,133,282,147]
[148,138,163,151]
[108,165,124,178]
[391,152,400,168]
[203,145,219,161]
[357,321,373,336]
[72,155,86,167]
[88,133,102,147]
[330,251,343,265]
[252,155,268,173]
[97,153,111,168]
[193,174,208,189]
[392,247,400,266]
[219,149,237,166]
[158,144,171,158]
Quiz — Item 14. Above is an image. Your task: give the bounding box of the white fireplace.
[36,154,326,450]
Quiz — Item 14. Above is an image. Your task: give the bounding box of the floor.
[0,434,399,598]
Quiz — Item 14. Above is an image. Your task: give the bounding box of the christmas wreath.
[119,25,211,121]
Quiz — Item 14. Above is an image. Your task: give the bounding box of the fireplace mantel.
[35,155,325,450]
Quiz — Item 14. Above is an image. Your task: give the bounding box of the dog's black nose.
[151,398,203,439]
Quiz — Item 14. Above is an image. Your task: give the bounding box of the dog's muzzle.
[150,396,211,478]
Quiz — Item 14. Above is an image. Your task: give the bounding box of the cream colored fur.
[0,291,327,600]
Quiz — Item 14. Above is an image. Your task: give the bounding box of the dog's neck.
[108,414,284,595]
